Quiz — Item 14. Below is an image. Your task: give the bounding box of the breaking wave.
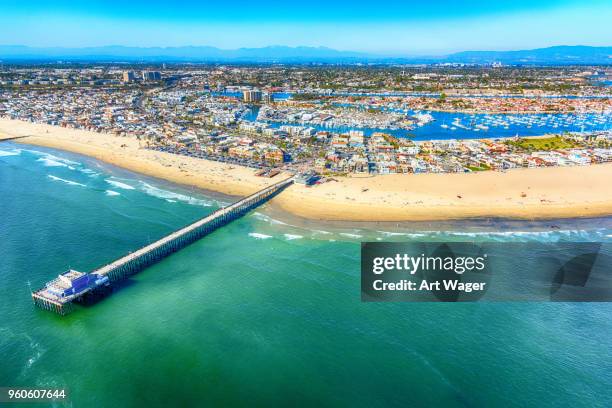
[105,178,135,190]
[140,182,213,207]
[80,168,100,177]
[0,149,21,157]
[339,232,363,239]
[48,175,86,187]
[37,157,68,167]
[409,228,611,242]
[252,212,289,225]
[28,150,80,166]
[249,232,273,240]
[377,231,427,238]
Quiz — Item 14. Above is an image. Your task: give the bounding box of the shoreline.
[2,118,612,222]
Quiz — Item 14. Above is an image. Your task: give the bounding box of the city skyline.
[1,0,611,54]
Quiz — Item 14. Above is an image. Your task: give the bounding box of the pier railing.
[32,177,294,315]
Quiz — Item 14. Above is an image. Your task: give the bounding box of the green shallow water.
[1,143,612,407]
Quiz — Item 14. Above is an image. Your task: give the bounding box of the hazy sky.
[1,0,611,54]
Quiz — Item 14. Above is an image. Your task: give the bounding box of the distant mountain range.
[445,46,612,65]
[0,45,610,65]
[0,45,368,63]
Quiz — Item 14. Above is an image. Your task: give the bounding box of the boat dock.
[32,177,294,315]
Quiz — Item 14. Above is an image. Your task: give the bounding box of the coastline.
[0,118,274,197]
[2,118,612,222]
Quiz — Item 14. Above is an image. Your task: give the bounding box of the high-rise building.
[263,93,274,104]
[122,71,136,83]
[142,71,162,81]
[242,90,262,103]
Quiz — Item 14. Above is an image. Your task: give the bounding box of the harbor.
[2,67,610,178]
[244,105,612,140]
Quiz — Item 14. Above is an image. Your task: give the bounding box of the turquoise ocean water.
[1,142,612,407]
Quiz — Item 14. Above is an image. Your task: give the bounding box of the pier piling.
[31,177,294,315]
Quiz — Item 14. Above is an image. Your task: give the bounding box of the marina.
[2,0,612,404]
[3,67,611,177]
[243,106,612,141]
[217,90,612,100]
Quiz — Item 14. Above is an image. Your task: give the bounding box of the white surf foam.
[249,232,273,240]
[0,149,20,157]
[48,175,86,187]
[105,190,120,196]
[284,234,303,240]
[402,228,609,243]
[252,212,289,225]
[339,232,363,239]
[26,348,43,370]
[28,150,80,166]
[37,157,68,167]
[106,178,135,190]
[80,168,99,177]
[377,231,428,238]
[140,182,213,207]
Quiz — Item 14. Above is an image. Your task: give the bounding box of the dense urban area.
[1,64,611,180]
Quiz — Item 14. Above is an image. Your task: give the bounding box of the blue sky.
[1,0,611,54]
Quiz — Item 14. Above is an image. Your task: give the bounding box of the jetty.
[32,177,294,315]
[0,135,32,142]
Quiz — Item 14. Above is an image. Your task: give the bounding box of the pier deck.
[32,177,294,315]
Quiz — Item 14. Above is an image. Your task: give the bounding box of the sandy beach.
[2,118,611,221]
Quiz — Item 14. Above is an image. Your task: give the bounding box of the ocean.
[1,142,612,407]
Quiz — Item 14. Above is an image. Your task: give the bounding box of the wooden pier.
[32,177,294,315]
